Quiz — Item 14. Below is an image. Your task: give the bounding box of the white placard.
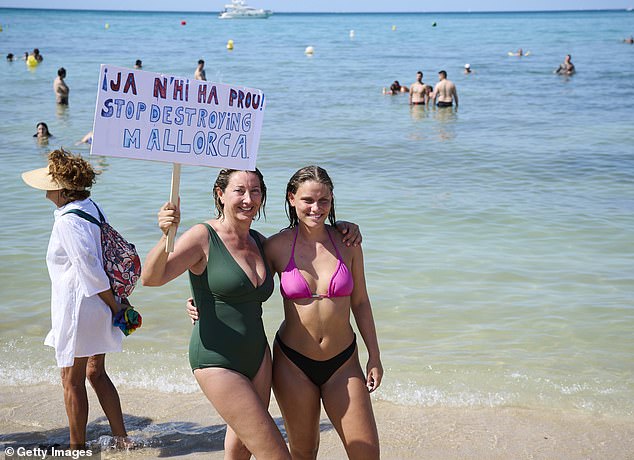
[91,64,265,170]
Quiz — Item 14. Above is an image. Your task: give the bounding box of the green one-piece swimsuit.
[188,223,274,379]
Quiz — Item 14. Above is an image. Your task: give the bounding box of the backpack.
[63,200,141,299]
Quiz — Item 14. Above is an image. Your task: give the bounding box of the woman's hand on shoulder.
[334,220,362,247]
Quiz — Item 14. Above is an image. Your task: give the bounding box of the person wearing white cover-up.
[46,198,123,366]
[21,148,131,450]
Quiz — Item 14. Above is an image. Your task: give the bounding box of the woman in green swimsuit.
[142,169,290,459]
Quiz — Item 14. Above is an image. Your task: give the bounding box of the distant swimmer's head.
[134,59,142,69]
[390,81,401,93]
[198,59,205,66]
[464,63,470,69]
[57,67,66,78]
[416,71,423,82]
[34,122,52,138]
[6,53,14,61]
[438,70,447,80]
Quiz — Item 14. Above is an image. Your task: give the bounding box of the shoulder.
[181,221,212,243]
[266,227,293,248]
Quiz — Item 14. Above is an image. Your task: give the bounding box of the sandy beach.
[2,384,633,459]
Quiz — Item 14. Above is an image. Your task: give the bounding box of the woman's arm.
[349,245,383,392]
[141,201,207,286]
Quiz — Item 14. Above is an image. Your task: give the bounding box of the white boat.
[218,0,272,19]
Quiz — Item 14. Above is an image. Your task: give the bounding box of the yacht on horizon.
[218,0,273,19]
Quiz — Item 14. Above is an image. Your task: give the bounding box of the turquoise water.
[1,8,633,417]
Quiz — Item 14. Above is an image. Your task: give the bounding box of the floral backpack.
[63,200,141,299]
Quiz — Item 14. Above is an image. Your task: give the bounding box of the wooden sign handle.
[165,163,181,253]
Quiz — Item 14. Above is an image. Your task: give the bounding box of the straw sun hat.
[21,166,85,191]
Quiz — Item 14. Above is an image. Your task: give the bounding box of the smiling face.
[216,171,263,223]
[288,180,333,228]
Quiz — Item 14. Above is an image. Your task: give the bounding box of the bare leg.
[61,357,89,449]
[321,351,379,460]
[86,354,127,439]
[272,342,321,460]
[194,349,290,460]
[223,348,279,459]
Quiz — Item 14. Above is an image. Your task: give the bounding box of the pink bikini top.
[280,227,354,300]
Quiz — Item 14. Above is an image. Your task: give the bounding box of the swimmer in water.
[383,80,408,95]
[554,54,575,76]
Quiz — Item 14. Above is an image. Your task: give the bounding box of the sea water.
[0,8,633,419]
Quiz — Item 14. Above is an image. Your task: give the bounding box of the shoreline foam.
[2,384,633,459]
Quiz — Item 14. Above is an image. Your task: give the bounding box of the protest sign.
[91,64,266,251]
[91,64,265,171]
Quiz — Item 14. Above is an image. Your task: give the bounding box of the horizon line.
[0,6,629,14]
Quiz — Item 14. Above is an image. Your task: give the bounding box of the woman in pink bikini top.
[265,165,383,460]
[280,225,354,300]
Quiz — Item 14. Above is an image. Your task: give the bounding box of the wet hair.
[34,121,51,137]
[135,59,142,66]
[285,165,336,228]
[57,67,66,77]
[198,59,205,65]
[47,148,98,201]
[212,168,266,220]
[7,53,14,61]
[439,70,447,78]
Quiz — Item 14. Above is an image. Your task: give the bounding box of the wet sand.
[1,384,633,459]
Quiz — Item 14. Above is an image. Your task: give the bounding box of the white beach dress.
[45,198,123,367]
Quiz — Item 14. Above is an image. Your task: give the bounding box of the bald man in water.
[431,70,458,108]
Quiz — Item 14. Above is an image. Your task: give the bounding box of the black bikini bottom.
[275,333,356,387]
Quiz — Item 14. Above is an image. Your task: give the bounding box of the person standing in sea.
[431,70,459,108]
[21,149,131,450]
[142,169,291,459]
[265,166,382,459]
[555,54,575,75]
[194,59,206,81]
[409,70,427,105]
[54,67,69,105]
